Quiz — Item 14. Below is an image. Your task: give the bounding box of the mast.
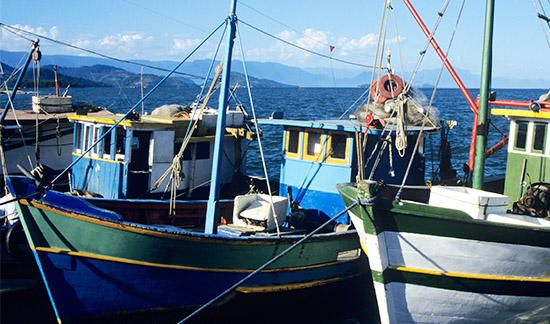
[205,0,238,234]
[472,0,495,189]
[1,40,39,124]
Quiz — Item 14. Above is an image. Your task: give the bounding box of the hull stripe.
[33,246,353,273]
[383,266,550,297]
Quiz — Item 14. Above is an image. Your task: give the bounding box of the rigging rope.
[178,201,359,323]
[238,19,377,69]
[154,62,224,214]
[403,0,451,92]
[236,22,282,237]
[396,0,466,199]
[532,0,550,50]
[0,23,207,81]
[46,20,227,189]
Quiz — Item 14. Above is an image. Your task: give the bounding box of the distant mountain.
[1,50,548,88]
[0,63,106,88]
[53,64,198,88]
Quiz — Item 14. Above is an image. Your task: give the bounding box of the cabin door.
[127,130,151,198]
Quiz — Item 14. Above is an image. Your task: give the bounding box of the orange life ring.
[370,74,404,103]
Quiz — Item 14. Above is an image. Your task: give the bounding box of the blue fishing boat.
[3,1,441,322]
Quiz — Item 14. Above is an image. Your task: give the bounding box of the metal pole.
[205,0,237,234]
[472,0,495,190]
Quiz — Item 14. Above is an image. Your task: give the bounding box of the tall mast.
[472,0,495,189]
[1,40,39,124]
[205,0,238,234]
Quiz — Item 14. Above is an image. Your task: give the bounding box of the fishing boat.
[1,44,112,180]
[1,42,113,266]
[337,1,550,323]
[4,1,442,323]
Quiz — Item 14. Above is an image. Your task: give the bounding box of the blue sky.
[1,0,549,81]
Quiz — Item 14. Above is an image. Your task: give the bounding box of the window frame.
[326,131,350,165]
[284,127,302,159]
[302,130,325,162]
[532,122,547,154]
[514,120,529,152]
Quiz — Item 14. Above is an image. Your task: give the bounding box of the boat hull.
[9,177,365,323]
[337,182,550,324]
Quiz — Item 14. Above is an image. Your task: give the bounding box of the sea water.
[15,86,542,181]
[1,87,546,324]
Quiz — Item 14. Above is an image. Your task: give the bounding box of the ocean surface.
[2,87,548,324]
[9,86,546,181]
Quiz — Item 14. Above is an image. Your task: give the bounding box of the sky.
[1,0,549,81]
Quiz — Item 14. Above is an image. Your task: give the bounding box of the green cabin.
[492,108,550,210]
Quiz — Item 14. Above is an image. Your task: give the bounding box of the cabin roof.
[492,108,550,120]
[68,114,192,128]
[257,118,439,133]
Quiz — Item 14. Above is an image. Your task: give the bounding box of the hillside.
[2,50,548,88]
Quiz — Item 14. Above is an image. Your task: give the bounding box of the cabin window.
[180,141,210,161]
[92,127,100,156]
[303,130,324,161]
[326,132,349,164]
[115,127,126,161]
[533,123,547,152]
[83,125,91,154]
[101,126,112,158]
[515,121,528,150]
[284,128,301,159]
[74,123,82,154]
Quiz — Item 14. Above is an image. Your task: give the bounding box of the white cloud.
[266,28,331,63]
[65,32,155,59]
[337,33,377,55]
[1,24,60,51]
[170,37,203,55]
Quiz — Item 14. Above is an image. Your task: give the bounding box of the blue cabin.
[259,117,436,224]
[68,108,254,199]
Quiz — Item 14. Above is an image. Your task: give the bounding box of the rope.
[532,0,550,50]
[396,0,465,200]
[395,95,407,157]
[356,186,381,206]
[154,62,225,214]
[0,129,10,193]
[177,201,358,323]
[152,22,229,206]
[0,23,208,82]
[236,23,281,236]
[403,0,451,92]
[238,19,376,69]
[46,21,226,189]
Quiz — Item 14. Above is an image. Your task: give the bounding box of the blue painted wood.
[205,0,238,234]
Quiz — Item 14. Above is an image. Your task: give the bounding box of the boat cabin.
[492,107,550,211]
[68,109,253,199]
[258,118,433,224]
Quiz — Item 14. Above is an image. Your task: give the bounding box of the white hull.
[349,211,550,324]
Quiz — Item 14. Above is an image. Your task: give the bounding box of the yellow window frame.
[284,127,302,159]
[303,130,325,162]
[326,131,350,165]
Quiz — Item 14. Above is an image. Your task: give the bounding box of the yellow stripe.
[32,245,353,274]
[492,108,550,119]
[19,199,351,248]
[68,114,182,127]
[235,273,361,293]
[72,153,126,164]
[390,266,550,282]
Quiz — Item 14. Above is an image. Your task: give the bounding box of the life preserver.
[370,74,404,103]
